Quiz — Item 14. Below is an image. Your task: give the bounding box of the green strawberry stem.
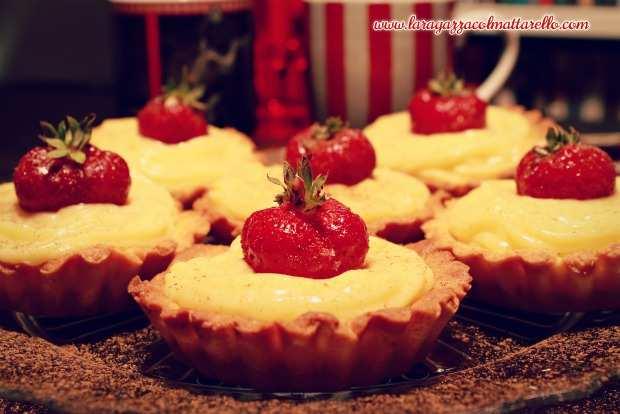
[268,156,328,212]
[428,71,465,97]
[535,127,580,156]
[39,114,96,164]
[311,117,347,140]
[163,66,207,111]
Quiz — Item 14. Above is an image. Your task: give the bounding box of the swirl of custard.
[91,117,265,197]
[440,179,620,255]
[165,237,434,322]
[0,175,197,265]
[364,106,544,186]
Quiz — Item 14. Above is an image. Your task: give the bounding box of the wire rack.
[11,300,619,400]
[138,334,470,401]
[12,305,149,345]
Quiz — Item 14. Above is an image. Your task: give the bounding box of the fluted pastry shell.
[129,241,471,391]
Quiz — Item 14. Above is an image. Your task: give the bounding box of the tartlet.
[129,237,471,391]
[0,174,210,316]
[194,164,444,244]
[91,117,265,206]
[423,178,620,312]
[132,158,471,391]
[364,105,552,195]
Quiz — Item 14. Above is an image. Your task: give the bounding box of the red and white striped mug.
[306,0,519,127]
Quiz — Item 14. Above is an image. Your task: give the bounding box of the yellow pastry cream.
[439,178,620,255]
[364,106,544,186]
[205,165,431,234]
[91,117,265,197]
[164,236,434,323]
[0,174,199,265]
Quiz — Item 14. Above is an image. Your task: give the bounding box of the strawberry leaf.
[299,157,313,190]
[47,148,69,159]
[428,71,465,97]
[69,150,86,164]
[57,120,67,139]
[38,114,96,164]
[66,116,80,133]
[270,155,328,211]
[311,117,348,141]
[283,162,296,187]
[163,66,207,112]
[39,121,57,137]
[537,126,580,155]
[81,113,96,129]
[267,174,285,189]
[41,138,66,150]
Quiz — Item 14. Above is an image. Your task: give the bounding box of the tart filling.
[91,117,263,196]
[364,106,542,184]
[205,166,431,234]
[0,174,194,265]
[441,179,620,255]
[164,236,434,322]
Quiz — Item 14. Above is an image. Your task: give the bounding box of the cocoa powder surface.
[0,318,618,414]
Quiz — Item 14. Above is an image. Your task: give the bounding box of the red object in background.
[253,0,312,147]
[368,4,392,123]
[144,13,162,98]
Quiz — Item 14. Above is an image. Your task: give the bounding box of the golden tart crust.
[0,180,210,317]
[365,106,555,196]
[0,243,175,317]
[423,200,620,312]
[129,241,471,391]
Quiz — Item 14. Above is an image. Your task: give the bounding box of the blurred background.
[0,0,619,180]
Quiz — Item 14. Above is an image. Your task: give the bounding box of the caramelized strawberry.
[516,127,616,200]
[241,157,369,279]
[408,71,486,134]
[286,117,376,186]
[13,114,131,212]
[138,74,207,143]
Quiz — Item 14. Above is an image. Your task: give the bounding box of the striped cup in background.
[306,0,519,127]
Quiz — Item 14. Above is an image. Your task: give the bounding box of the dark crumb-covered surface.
[0,320,618,414]
[525,380,619,413]
[0,399,51,414]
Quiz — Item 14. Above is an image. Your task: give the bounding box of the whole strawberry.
[13,114,131,212]
[516,127,616,200]
[409,71,487,134]
[241,157,369,279]
[286,117,376,186]
[137,73,207,144]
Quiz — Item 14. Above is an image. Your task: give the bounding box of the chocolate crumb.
[0,320,617,413]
